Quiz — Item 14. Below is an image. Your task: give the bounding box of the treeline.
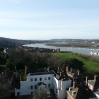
[0,49,84,74]
[0,37,48,48]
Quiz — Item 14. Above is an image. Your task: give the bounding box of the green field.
[52,52,99,76]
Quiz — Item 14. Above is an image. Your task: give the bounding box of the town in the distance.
[0,37,99,99]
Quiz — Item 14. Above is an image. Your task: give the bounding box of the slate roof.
[28,72,53,76]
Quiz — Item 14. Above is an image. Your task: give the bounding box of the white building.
[15,72,71,99]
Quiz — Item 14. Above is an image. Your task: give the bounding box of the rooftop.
[28,72,54,76]
[67,85,96,99]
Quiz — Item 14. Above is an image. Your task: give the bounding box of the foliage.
[21,75,27,81]
[53,52,99,76]
[31,89,48,99]
[0,69,12,98]
[1,48,99,76]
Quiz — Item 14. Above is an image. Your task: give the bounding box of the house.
[66,66,85,84]
[67,81,96,99]
[87,75,99,99]
[15,71,71,99]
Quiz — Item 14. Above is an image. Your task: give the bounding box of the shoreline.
[46,43,99,49]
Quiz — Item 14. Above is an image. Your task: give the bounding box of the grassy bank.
[52,52,99,76]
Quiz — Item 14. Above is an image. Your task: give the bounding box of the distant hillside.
[50,39,99,43]
[1,37,99,49]
[0,37,48,48]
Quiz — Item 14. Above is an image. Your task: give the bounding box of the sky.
[0,0,99,40]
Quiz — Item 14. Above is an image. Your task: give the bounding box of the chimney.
[70,67,73,73]
[86,76,88,86]
[69,87,72,91]
[94,75,97,81]
[15,65,16,71]
[73,81,76,89]
[47,66,50,72]
[78,70,80,76]
[60,71,62,77]
[66,66,69,72]
[25,65,27,74]
[58,66,60,71]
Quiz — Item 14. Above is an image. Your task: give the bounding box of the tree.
[31,89,48,99]
[0,70,12,98]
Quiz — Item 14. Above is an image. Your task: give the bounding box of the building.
[15,71,71,99]
[87,75,99,99]
[67,79,96,99]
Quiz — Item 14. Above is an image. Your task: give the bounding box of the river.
[23,43,99,55]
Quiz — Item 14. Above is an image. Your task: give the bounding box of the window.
[48,84,50,88]
[40,78,42,81]
[35,85,37,89]
[17,92,20,96]
[31,78,33,81]
[44,77,47,80]
[35,78,37,81]
[48,77,50,80]
[31,86,33,89]
[56,89,57,93]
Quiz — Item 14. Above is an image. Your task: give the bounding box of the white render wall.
[53,77,71,99]
[61,80,71,90]
[15,73,54,96]
[58,90,66,99]
[15,73,71,99]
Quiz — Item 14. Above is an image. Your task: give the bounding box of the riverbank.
[46,43,99,49]
[24,43,99,56]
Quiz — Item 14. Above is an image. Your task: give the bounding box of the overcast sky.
[0,0,99,40]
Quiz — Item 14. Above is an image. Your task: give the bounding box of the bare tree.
[31,89,48,99]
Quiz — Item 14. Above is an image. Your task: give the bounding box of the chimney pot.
[60,72,62,76]
[86,76,88,86]
[58,66,60,71]
[73,81,76,89]
[78,70,80,76]
[66,66,69,72]
[70,67,73,73]
[94,75,97,81]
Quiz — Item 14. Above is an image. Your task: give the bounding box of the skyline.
[0,0,99,40]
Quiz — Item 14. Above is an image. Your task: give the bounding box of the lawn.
[52,52,99,75]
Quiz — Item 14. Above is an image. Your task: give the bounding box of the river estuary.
[23,43,99,56]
